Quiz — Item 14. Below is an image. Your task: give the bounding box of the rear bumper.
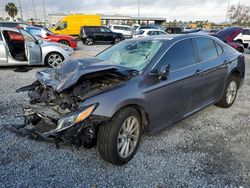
[69,40,78,49]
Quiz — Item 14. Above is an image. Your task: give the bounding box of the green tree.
[5,2,18,20]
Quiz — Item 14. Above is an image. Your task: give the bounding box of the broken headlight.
[55,104,98,132]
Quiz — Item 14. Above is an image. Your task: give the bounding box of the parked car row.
[0,20,249,69]
[0,27,73,67]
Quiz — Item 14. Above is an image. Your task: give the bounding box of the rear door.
[0,30,7,64]
[20,30,42,65]
[100,27,114,42]
[190,37,228,110]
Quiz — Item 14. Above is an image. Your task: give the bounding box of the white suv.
[109,25,132,39]
[234,28,250,48]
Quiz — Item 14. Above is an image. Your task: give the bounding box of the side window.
[148,31,153,36]
[158,39,196,71]
[20,30,36,43]
[101,27,111,33]
[27,28,42,36]
[56,22,67,30]
[195,38,218,62]
[242,29,250,35]
[215,42,223,56]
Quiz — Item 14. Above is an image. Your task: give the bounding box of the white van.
[109,25,132,38]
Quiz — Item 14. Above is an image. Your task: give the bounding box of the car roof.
[142,29,165,32]
[0,27,20,32]
[25,26,42,29]
[110,24,131,27]
[130,33,219,42]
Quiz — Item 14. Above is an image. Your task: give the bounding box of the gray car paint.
[80,35,244,134]
[35,34,245,134]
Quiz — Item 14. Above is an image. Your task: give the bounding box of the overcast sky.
[0,0,249,22]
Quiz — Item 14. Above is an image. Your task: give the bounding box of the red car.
[24,26,77,49]
[214,27,244,53]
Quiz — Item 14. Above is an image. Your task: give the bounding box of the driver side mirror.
[36,39,43,44]
[149,64,170,80]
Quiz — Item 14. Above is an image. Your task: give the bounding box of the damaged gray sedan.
[16,35,245,165]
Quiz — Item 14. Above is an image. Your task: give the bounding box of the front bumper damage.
[13,104,109,148]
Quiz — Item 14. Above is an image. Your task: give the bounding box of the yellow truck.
[50,14,101,37]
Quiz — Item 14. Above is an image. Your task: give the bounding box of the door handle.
[194,69,202,75]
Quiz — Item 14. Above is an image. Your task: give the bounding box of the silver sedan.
[0,27,74,67]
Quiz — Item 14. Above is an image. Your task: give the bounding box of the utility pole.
[32,0,37,20]
[42,0,46,23]
[138,0,140,24]
[18,0,23,20]
[24,0,28,20]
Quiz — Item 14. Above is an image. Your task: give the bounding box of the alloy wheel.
[226,80,237,105]
[47,54,63,67]
[117,116,140,158]
[86,38,93,45]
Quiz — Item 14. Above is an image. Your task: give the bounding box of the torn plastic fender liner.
[36,58,120,93]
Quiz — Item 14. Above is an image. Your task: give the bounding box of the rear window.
[195,38,218,62]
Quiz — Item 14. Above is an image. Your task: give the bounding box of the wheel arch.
[229,68,242,87]
[111,104,150,134]
[44,51,64,65]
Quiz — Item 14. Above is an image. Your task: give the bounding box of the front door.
[20,30,42,65]
[0,31,7,64]
[144,38,198,132]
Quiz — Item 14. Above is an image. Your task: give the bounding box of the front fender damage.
[14,59,136,147]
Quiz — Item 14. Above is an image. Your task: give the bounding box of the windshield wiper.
[144,52,151,59]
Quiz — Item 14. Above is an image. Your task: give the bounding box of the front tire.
[215,76,239,108]
[97,107,142,165]
[85,37,94,45]
[236,47,244,53]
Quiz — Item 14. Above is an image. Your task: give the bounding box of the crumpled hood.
[216,27,243,43]
[36,58,121,93]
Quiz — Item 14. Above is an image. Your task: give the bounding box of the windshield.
[96,40,163,71]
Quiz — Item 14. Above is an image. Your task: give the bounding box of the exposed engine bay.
[14,59,137,147]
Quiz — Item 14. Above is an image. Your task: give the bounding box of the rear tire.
[45,52,64,67]
[236,47,244,53]
[113,37,121,44]
[215,76,239,108]
[97,107,142,165]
